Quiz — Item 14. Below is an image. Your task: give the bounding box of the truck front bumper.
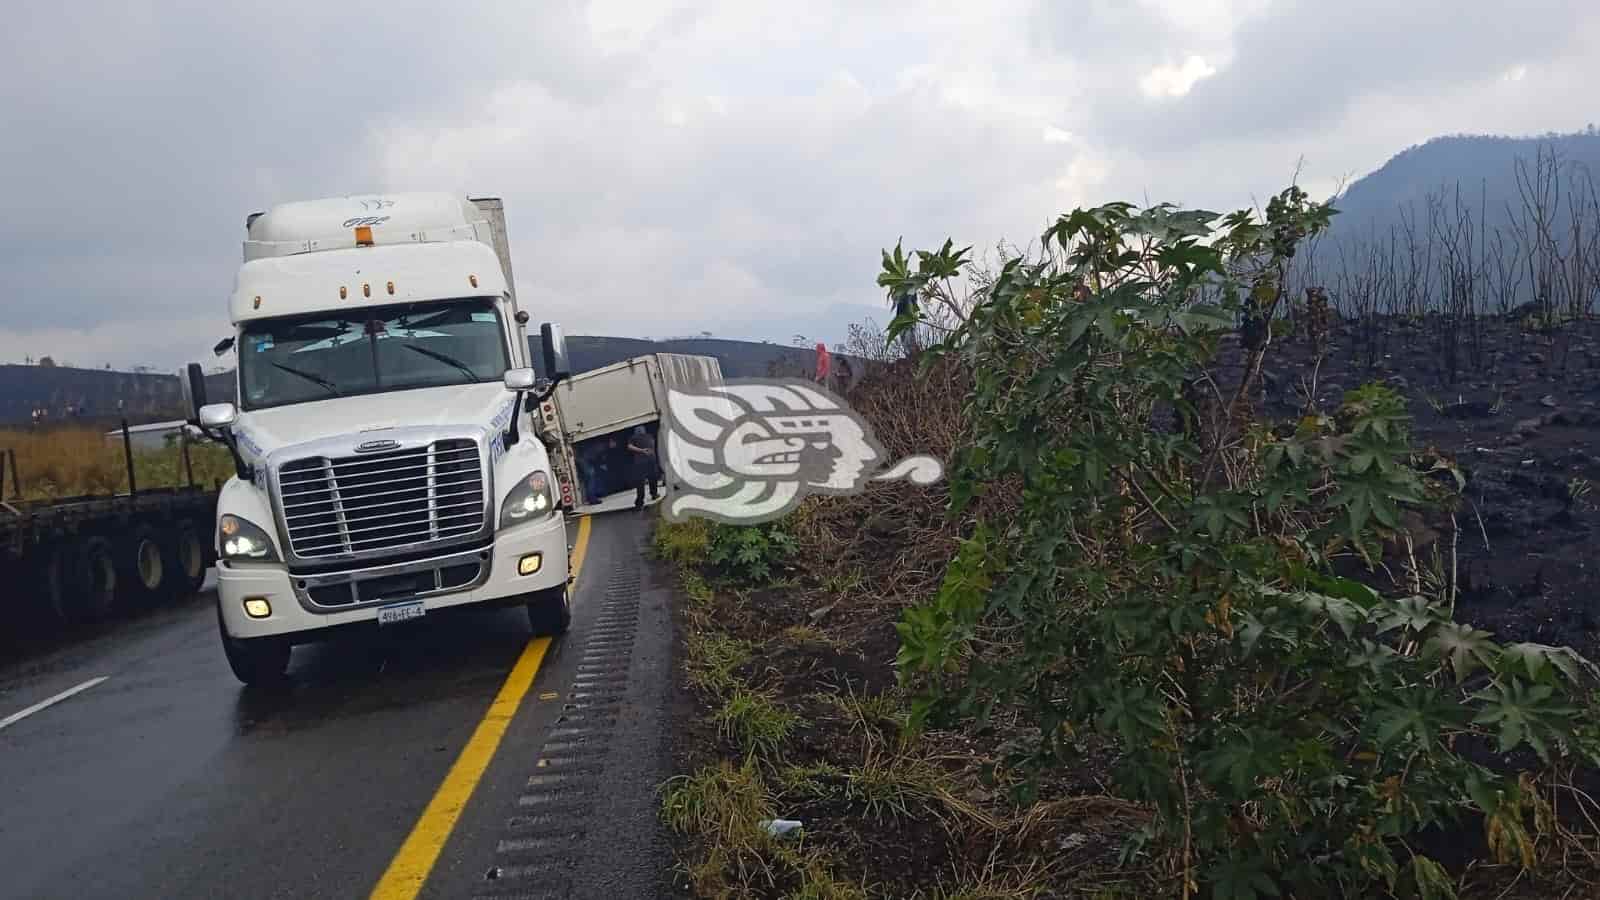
[217,512,569,641]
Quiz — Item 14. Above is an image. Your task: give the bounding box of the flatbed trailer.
[0,430,218,632]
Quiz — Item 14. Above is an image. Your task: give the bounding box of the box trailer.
[536,353,724,514]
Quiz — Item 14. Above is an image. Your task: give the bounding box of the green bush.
[887,191,1598,899]
[655,518,798,584]
[707,521,798,584]
[654,517,713,566]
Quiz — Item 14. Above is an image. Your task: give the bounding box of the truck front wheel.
[217,606,289,686]
[526,587,571,637]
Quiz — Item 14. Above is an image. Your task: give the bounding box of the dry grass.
[0,427,234,500]
[658,358,1161,898]
[789,356,1020,621]
[661,759,871,899]
[714,688,801,758]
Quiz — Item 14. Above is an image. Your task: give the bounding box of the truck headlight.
[500,471,556,528]
[219,514,279,562]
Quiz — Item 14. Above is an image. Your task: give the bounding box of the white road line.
[0,677,110,732]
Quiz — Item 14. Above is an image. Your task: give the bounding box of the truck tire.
[171,520,209,598]
[526,586,571,637]
[67,536,118,623]
[217,605,289,686]
[32,545,72,628]
[117,524,173,607]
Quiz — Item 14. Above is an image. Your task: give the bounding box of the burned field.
[1257,313,1600,658]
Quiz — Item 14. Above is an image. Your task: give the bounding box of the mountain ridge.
[1326,129,1600,243]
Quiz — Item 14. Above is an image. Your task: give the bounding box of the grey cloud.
[1026,0,1189,65]
[1085,0,1591,149]
[379,62,1077,343]
[4,1,1598,370]
[0,1,635,351]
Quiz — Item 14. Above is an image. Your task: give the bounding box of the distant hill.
[0,365,234,428]
[536,336,835,380]
[1326,129,1600,245]
[0,337,842,426]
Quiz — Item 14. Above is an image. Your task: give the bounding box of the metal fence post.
[121,419,137,496]
[181,427,195,487]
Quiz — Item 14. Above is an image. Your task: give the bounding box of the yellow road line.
[369,513,593,900]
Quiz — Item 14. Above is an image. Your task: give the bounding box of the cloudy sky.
[3,0,1597,370]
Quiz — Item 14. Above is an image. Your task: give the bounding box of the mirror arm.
[532,372,565,406]
[504,391,525,448]
[504,373,567,450]
[201,426,254,482]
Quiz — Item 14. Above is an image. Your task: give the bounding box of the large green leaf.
[1208,855,1281,900]
[1261,585,1370,639]
[1306,574,1380,606]
[1471,680,1577,758]
[1409,856,1457,900]
[1376,596,1440,635]
[1422,623,1498,683]
[1346,639,1399,676]
[1372,689,1463,751]
[1499,642,1599,684]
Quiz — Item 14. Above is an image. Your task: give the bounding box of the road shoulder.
[422,511,676,900]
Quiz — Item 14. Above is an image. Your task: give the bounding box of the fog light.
[518,553,542,576]
[243,597,272,618]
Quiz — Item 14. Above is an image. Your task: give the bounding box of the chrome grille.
[277,439,485,559]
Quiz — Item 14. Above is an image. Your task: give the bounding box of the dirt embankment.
[657,314,1600,898]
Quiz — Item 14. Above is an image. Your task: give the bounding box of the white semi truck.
[180,193,575,685]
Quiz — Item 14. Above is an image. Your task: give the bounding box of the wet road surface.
[0,513,672,900]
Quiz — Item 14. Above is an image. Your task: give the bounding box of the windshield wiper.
[270,361,341,396]
[403,344,480,383]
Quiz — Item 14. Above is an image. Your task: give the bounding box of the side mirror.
[540,323,571,380]
[503,368,537,391]
[198,402,239,430]
[213,336,236,357]
[179,362,209,425]
[501,368,536,448]
[197,401,253,482]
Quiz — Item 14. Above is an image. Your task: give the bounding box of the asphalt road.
[0,512,673,900]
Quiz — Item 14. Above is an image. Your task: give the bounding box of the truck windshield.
[238,298,509,410]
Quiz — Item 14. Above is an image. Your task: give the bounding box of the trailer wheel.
[525,586,571,637]
[30,545,72,628]
[68,536,118,623]
[117,525,173,607]
[217,605,289,686]
[171,520,208,597]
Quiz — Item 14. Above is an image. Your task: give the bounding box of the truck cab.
[184,193,574,685]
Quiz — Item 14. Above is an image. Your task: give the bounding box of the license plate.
[376,600,426,626]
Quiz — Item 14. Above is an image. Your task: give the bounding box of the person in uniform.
[626,425,659,509]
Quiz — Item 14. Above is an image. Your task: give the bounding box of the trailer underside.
[1,487,219,632]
